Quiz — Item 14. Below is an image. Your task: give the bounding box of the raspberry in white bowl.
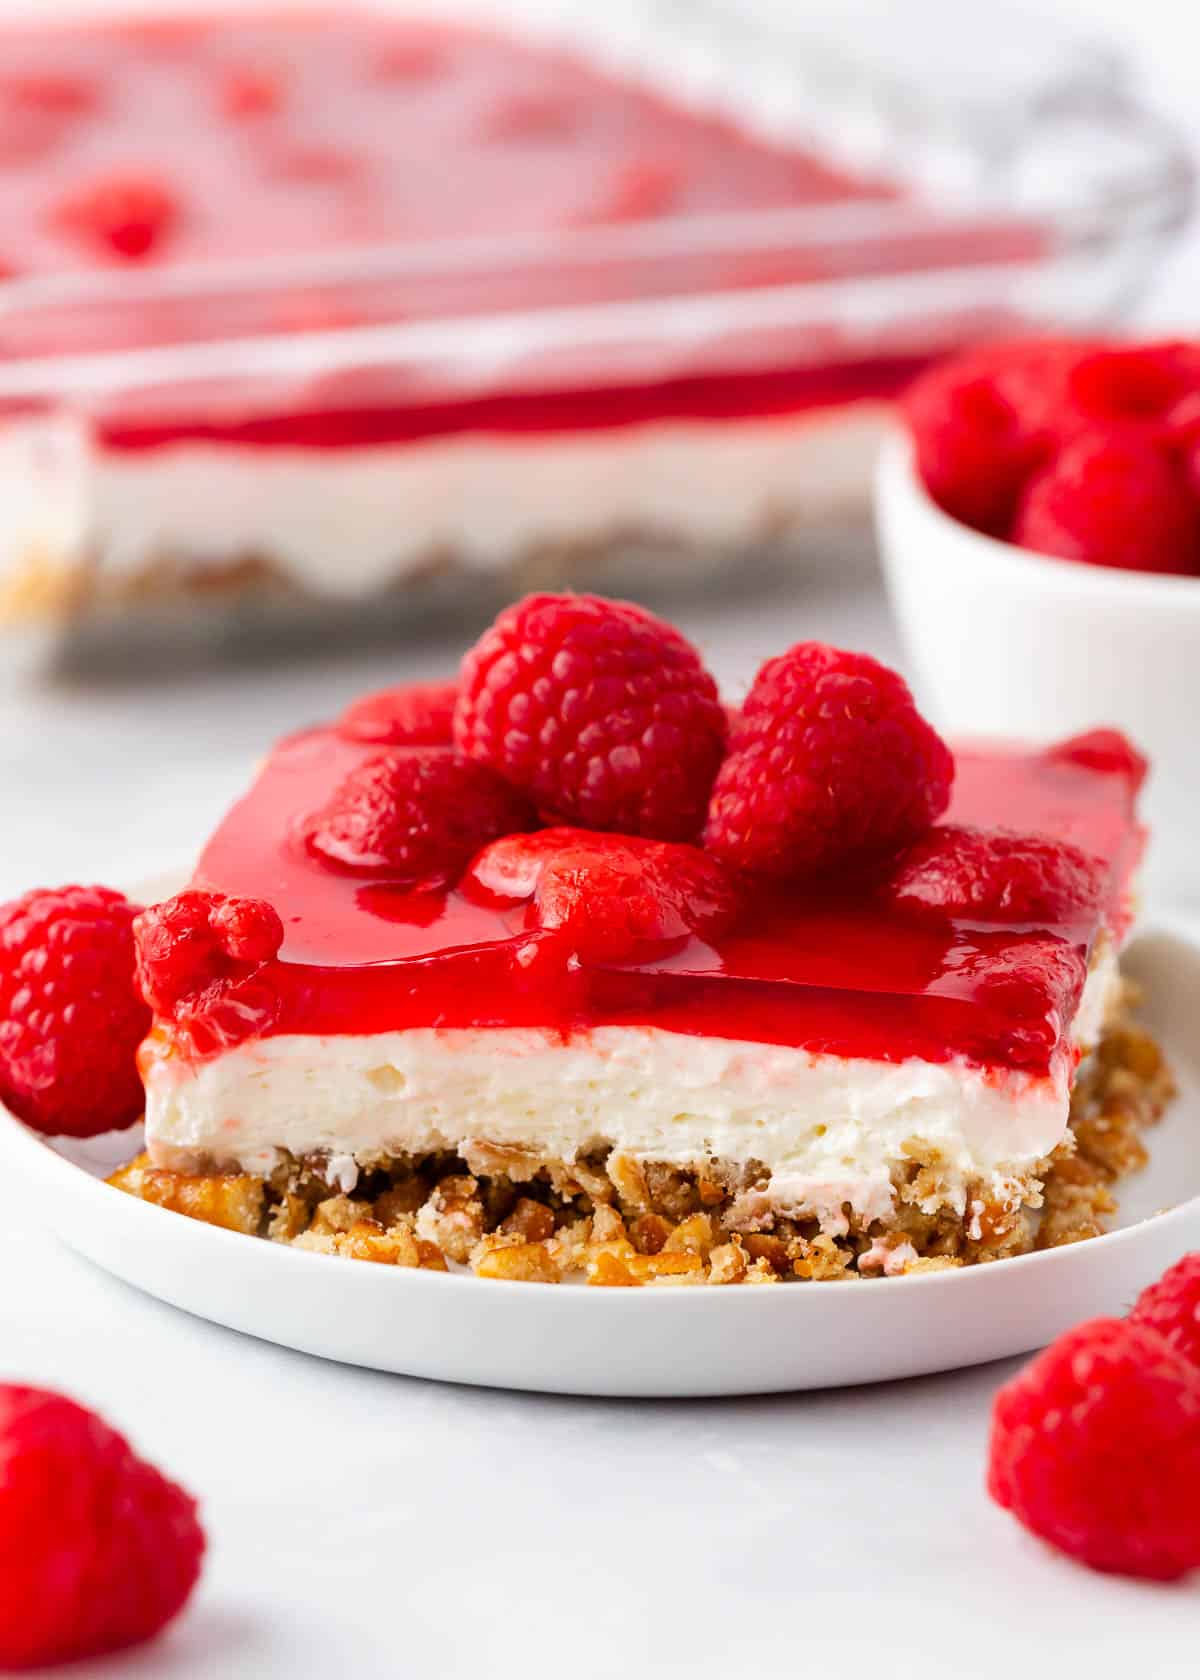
[903,338,1200,576]
[876,338,1200,906]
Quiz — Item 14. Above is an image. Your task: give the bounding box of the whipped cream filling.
[143,938,1120,1235]
[0,405,886,605]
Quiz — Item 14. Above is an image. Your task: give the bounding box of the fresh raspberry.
[306,747,534,887]
[468,829,740,961]
[52,173,180,261]
[1167,389,1200,496]
[946,934,1086,1072]
[337,679,457,747]
[904,340,1093,532]
[465,827,592,902]
[0,885,148,1138]
[536,838,739,960]
[1057,342,1200,447]
[1013,434,1200,575]
[454,593,726,842]
[883,825,1105,924]
[134,890,283,1056]
[1044,728,1150,793]
[0,1385,204,1668]
[988,1318,1200,1580]
[704,643,953,881]
[1130,1254,1200,1369]
[905,362,1042,534]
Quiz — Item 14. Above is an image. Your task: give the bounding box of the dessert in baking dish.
[89,594,1170,1283]
[0,7,1008,636]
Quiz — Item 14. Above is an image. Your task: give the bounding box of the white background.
[2,4,1200,1675]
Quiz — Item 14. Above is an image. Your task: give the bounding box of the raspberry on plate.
[0,884,149,1137]
[454,593,727,842]
[135,890,284,1056]
[0,1386,204,1668]
[51,172,180,261]
[1013,433,1200,576]
[469,829,740,961]
[306,746,534,886]
[337,679,458,746]
[988,1318,1200,1580]
[704,642,953,881]
[883,825,1106,924]
[1130,1253,1200,1369]
[1043,728,1150,793]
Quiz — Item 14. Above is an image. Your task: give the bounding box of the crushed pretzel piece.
[108,1153,264,1236]
[475,1241,560,1283]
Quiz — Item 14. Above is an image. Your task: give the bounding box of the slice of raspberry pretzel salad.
[0,594,1171,1284]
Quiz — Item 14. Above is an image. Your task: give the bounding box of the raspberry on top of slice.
[453,592,727,842]
[704,641,954,882]
[337,678,457,746]
[882,824,1106,926]
[942,934,1087,1073]
[305,746,535,887]
[1043,727,1149,793]
[134,889,284,1056]
[466,828,741,963]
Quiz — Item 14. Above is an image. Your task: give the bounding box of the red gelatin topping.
[180,725,1142,1077]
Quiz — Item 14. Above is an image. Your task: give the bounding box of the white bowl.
[875,431,1200,909]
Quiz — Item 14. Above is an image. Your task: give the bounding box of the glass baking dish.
[0,0,1190,675]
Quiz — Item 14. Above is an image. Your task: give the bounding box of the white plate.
[2,926,1198,1398]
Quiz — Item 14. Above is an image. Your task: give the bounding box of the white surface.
[876,432,1200,908]
[2,926,1196,1402]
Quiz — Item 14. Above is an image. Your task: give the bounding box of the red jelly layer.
[189,730,1143,1077]
[90,353,935,453]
